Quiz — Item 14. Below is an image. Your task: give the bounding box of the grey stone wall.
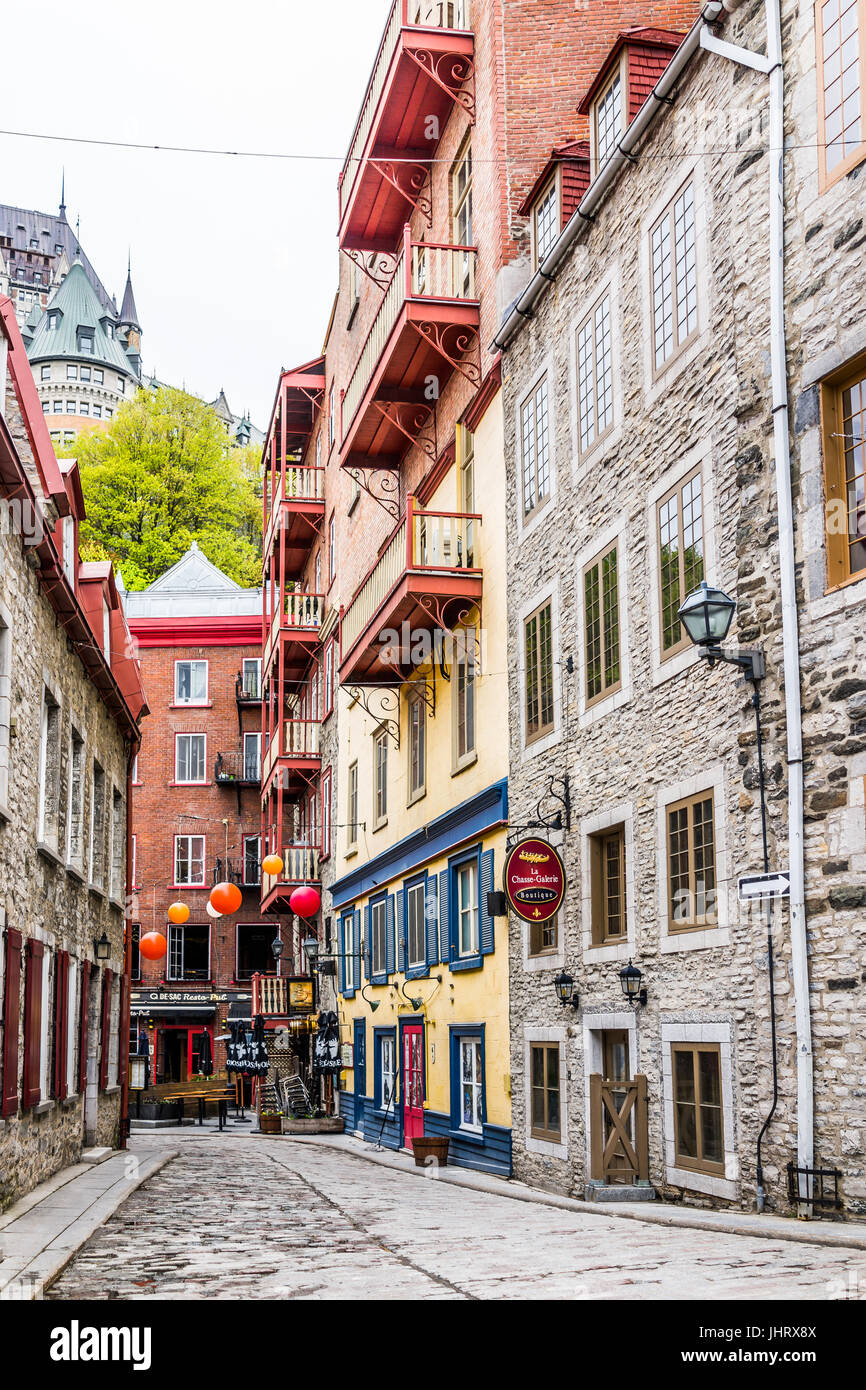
[0,378,129,1210]
[501,0,865,1216]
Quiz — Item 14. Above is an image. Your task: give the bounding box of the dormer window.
[532,176,559,268]
[105,322,115,339]
[55,244,63,256]
[593,64,625,175]
[77,332,94,354]
[47,311,60,332]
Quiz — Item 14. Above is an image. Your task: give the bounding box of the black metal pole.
[751,680,779,1209]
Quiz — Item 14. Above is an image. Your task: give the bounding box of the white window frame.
[174,659,209,706]
[175,732,207,785]
[406,879,426,969]
[379,1033,396,1110]
[174,834,206,888]
[532,174,559,269]
[661,1020,739,1198]
[640,157,710,404]
[452,626,477,773]
[517,580,562,759]
[242,657,261,700]
[458,1035,484,1133]
[373,729,388,828]
[656,765,731,954]
[370,897,388,977]
[571,269,623,471]
[523,1025,568,1159]
[456,859,479,958]
[515,357,556,541]
[243,731,262,781]
[574,516,632,726]
[342,914,355,992]
[243,834,261,885]
[591,58,626,178]
[347,760,359,852]
[580,803,636,964]
[407,690,427,803]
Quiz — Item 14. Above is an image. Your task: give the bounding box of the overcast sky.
[1,0,392,427]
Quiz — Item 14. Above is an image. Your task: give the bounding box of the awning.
[130,1005,215,1019]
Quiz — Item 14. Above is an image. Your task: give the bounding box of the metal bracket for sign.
[507,774,571,844]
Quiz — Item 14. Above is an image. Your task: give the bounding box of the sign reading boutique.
[504,837,566,923]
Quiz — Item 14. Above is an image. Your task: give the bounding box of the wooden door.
[402,1024,424,1143]
[602,1030,631,1184]
[353,1017,366,1115]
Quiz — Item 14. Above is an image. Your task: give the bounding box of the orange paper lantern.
[139,931,168,961]
[210,880,242,915]
[167,902,189,925]
[262,853,284,876]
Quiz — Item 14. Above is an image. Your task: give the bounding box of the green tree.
[61,386,262,590]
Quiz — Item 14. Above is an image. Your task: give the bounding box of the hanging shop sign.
[340,1043,354,1069]
[286,978,316,1016]
[314,1012,342,1073]
[504,837,567,923]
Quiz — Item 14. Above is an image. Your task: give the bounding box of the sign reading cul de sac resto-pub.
[504,837,566,923]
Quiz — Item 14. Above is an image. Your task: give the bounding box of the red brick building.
[125,544,265,1086]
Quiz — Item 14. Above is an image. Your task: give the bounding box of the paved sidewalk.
[0,1145,177,1300]
[277,1131,866,1253]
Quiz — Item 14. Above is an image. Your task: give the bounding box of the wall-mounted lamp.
[94,931,110,963]
[553,970,579,1010]
[301,935,319,969]
[400,980,423,1011]
[618,959,647,1007]
[361,984,380,1013]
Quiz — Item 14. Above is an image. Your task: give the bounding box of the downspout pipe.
[764,0,813,1216]
[492,1,728,352]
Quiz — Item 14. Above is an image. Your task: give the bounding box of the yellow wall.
[335,391,511,1132]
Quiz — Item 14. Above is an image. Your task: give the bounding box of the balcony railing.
[261,843,321,896]
[214,750,261,785]
[212,856,260,889]
[265,462,326,550]
[341,497,481,657]
[341,229,478,441]
[285,591,324,627]
[236,671,261,703]
[285,719,321,757]
[252,974,288,1017]
[340,0,472,223]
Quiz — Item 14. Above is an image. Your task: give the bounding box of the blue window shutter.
[364,904,372,981]
[338,918,346,995]
[386,895,396,976]
[439,868,450,965]
[425,875,438,967]
[354,909,362,990]
[398,886,408,973]
[480,850,495,955]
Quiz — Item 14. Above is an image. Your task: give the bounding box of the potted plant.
[411,1135,449,1168]
[260,1109,283,1135]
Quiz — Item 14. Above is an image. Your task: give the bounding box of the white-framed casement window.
[175,733,207,785]
[458,1035,484,1132]
[581,802,636,963]
[524,1027,568,1158]
[576,291,614,458]
[342,914,355,993]
[174,659,208,705]
[89,761,106,890]
[373,729,388,828]
[650,178,699,376]
[347,760,359,851]
[174,834,206,887]
[110,786,124,902]
[241,657,261,700]
[167,922,210,981]
[523,599,554,745]
[38,683,62,852]
[321,767,332,859]
[582,540,621,708]
[520,374,551,522]
[243,835,261,885]
[66,957,80,1095]
[453,626,477,771]
[243,731,261,781]
[107,975,120,1087]
[592,62,625,177]
[370,897,388,977]
[532,176,559,268]
[39,944,53,1102]
[656,766,730,953]
[408,690,426,803]
[62,515,76,584]
[406,878,426,970]
[456,858,479,958]
[817,0,866,189]
[657,467,704,662]
[451,134,474,296]
[379,1033,396,1109]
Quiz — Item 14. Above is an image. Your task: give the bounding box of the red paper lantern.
[139,931,168,961]
[167,902,189,925]
[289,885,321,918]
[210,880,242,915]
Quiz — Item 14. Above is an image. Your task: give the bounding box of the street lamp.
[618,960,647,1007]
[553,970,580,1010]
[301,936,319,970]
[94,931,110,962]
[271,933,284,964]
[361,984,380,1013]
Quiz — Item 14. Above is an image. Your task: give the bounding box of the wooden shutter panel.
[385,895,396,976]
[363,904,372,982]
[480,849,496,956]
[53,950,69,1102]
[353,909,361,996]
[118,972,128,1098]
[398,887,407,974]
[22,939,44,1110]
[425,876,439,967]
[438,869,450,965]
[338,917,346,995]
[78,960,91,1094]
[98,968,113,1091]
[1,928,22,1118]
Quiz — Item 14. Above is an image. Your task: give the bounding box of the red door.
[403,1025,424,1143]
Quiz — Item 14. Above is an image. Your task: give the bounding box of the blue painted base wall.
[338,1092,512,1177]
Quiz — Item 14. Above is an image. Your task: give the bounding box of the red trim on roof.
[519,140,590,217]
[129,615,262,648]
[577,28,684,115]
[59,458,86,520]
[0,296,69,516]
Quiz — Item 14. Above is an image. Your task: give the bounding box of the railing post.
[404,224,412,297]
[590,1074,603,1181]
[406,494,415,567]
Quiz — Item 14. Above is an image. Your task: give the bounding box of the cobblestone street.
[45,1134,865,1301]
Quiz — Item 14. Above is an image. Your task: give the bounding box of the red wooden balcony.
[340,496,481,683]
[251,975,318,1021]
[262,359,326,575]
[261,718,321,794]
[340,228,479,469]
[263,592,325,681]
[260,843,321,916]
[339,1,474,252]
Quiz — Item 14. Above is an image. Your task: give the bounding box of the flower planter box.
[281,1116,345,1135]
[135,1101,182,1122]
[260,1114,283,1134]
[411,1136,449,1168]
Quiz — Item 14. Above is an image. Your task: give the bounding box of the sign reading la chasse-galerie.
[504,837,566,923]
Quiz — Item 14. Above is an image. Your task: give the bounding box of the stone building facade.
[0,296,146,1210]
[498,0,866,1217]
[124,546,264,1087]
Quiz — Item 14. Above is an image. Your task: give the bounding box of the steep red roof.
[519,140,591,227]
[577,27,685,117]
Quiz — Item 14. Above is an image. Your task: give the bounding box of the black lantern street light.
[678,580,779,1206]
[553,971,580,1011]
[301,936,319,970]
[271,931,284,975]
[618,959,647,1007]
[94,931,111,962]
